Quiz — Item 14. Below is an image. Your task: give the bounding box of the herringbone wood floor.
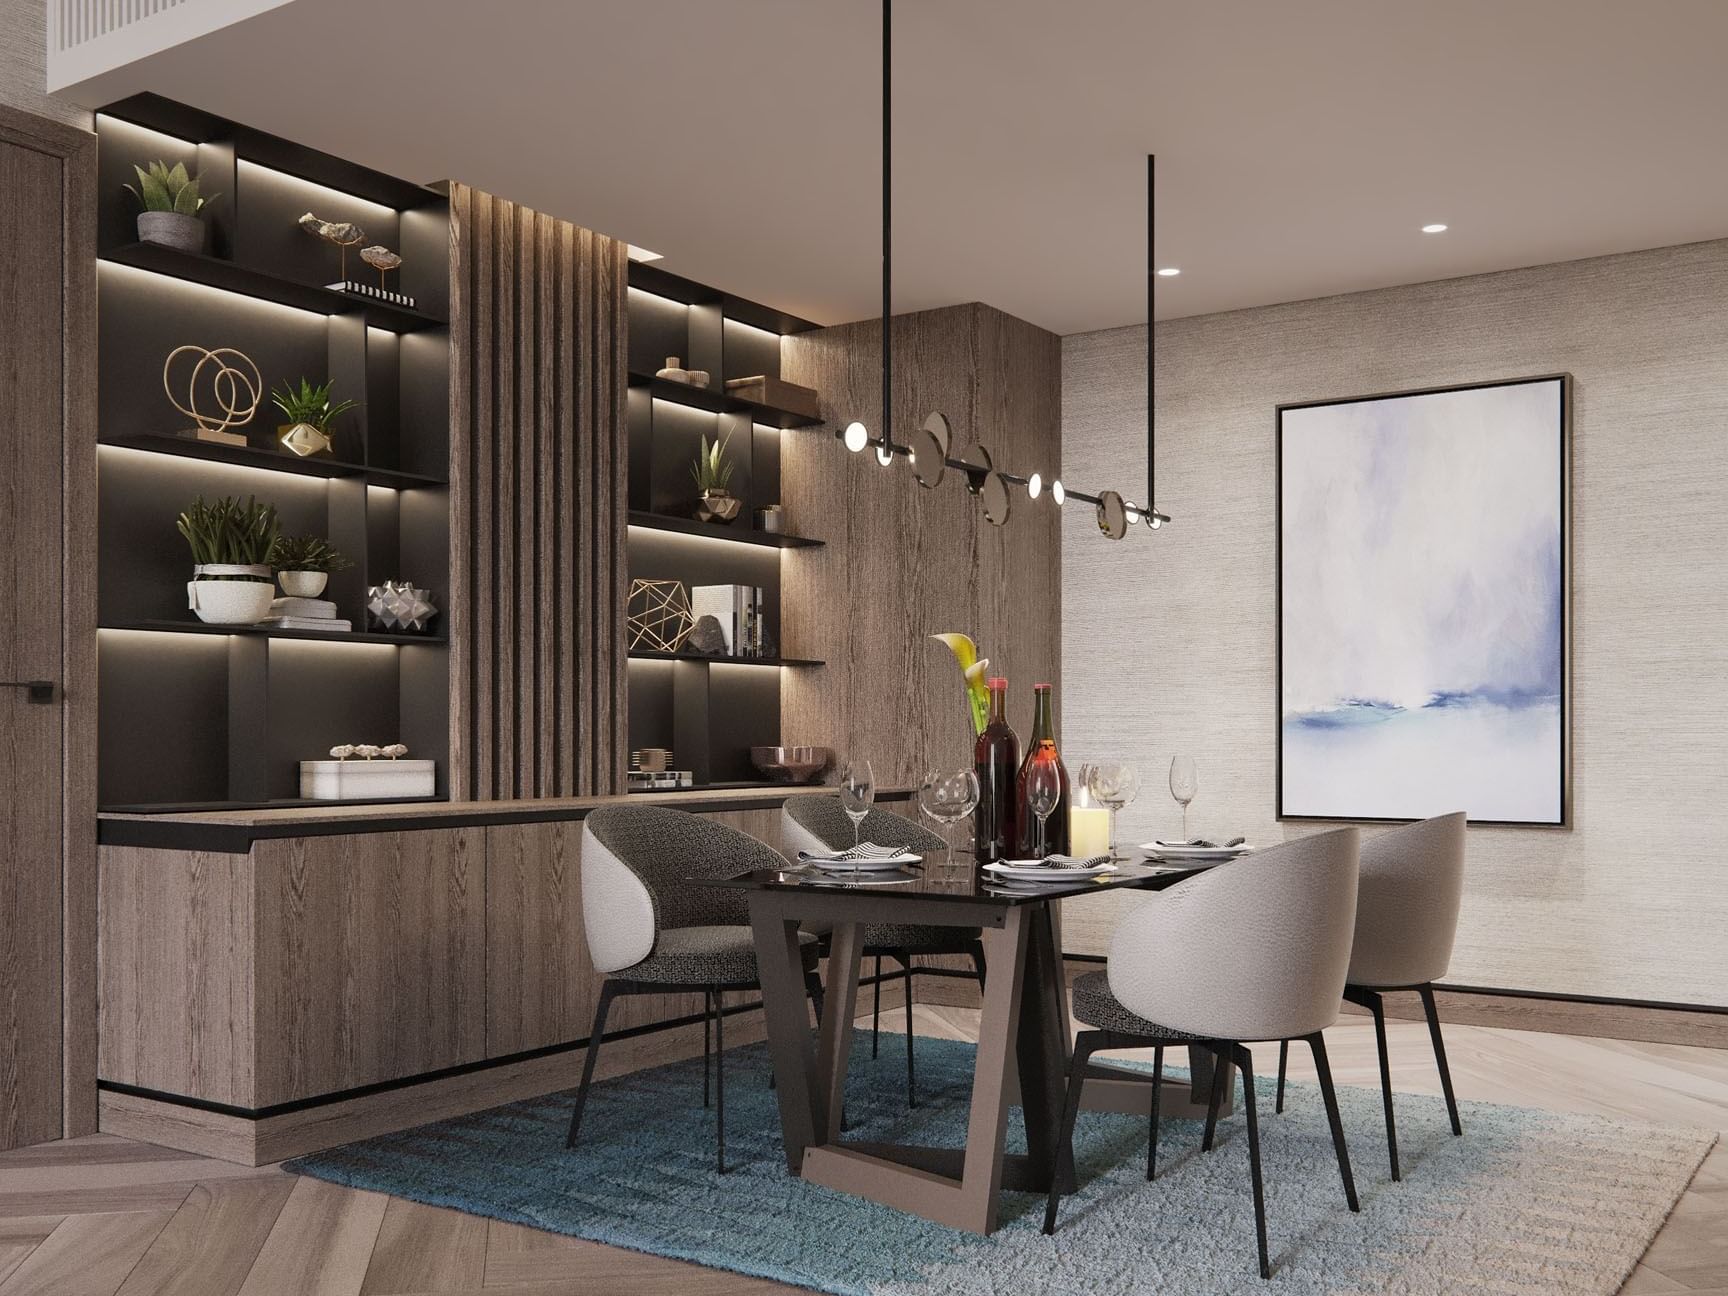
[2,1008,1723,1295]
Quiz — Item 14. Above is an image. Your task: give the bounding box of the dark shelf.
[100,795,446,815]
[627,650,824,668]
[626,780,821,795]
[102,432,448,489]
[101,620,447,646]
[628,262,819,335]
[101,242,448,333]
[626,510,822,549]
[629,372,821,430]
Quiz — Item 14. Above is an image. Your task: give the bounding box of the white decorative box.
[299,759,436,800]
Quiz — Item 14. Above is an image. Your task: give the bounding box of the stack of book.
[258,595,352,633]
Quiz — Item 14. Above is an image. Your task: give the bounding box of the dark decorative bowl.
[750,745,831,784]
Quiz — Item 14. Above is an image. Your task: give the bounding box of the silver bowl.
[750,745,831,784]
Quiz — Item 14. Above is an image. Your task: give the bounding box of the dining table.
[702,853,1223,1235]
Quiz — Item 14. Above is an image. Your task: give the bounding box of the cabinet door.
[253,828,486,1105]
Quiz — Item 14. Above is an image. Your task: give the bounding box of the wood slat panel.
[448,186,627,799]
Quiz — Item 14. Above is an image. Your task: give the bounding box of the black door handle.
[0,681,55,703]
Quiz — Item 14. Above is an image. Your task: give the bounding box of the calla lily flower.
[933,632,992,735]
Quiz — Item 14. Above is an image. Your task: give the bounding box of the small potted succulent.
[268,534,354,598]
[270,377,360,459]
[123,160,217,254]
[176,495,280,625]
[690,430,740,523]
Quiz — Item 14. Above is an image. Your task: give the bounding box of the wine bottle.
[973,677,1020,864]
[1016,682,1070,856]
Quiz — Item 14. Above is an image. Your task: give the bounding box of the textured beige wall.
[1059,239,1728,1007]
[0,0,91,126]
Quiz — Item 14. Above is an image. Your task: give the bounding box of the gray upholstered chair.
[1043,828,1362,1281]
[566,805,822,1173]
[1275,811,1467,1181]
[781,796,986,1107]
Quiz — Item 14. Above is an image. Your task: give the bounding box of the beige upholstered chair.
[567,805,822,1174]
[1276,811,1467,1181]
[781,797,986,1107]
[1044,828,1362,1280]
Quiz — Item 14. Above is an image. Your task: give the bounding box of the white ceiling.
[64,0,1728,334]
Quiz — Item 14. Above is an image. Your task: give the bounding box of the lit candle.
[1069,805,1111,857]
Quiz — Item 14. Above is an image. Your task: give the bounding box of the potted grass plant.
[271,377,360,459]
[123,160,217,254]
[177,495,280,624]
[690,430,740,523]
[268,534,354,598]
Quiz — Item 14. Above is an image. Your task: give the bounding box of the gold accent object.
[299,211,367,279]
[360,244,403,289]
[626,579,694,652]
[163,345,261,447]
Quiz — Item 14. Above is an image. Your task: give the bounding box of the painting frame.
[1275,373,1572,828]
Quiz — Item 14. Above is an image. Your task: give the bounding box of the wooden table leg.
[750,897,823,1172]
[815,922,862,1143]
[954,906,1031,1233]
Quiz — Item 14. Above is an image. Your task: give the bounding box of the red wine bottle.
[1015,683,1070,856]
[973,677,1020,864]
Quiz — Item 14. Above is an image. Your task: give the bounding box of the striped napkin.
[797,841,908,863]
[1036,853,1112,870]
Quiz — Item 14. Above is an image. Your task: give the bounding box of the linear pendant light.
[841,0,1167,540]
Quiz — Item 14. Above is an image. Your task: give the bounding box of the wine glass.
[1086,762,1140,858]
[919,769,980,868]
[1168,754,1198,841]
[1025,761,1062,858]
[840,760,876,847]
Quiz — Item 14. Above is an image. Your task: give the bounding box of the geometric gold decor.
[626,579,693,652]
[163,344,262,447]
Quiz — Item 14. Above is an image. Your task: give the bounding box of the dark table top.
[699,854,1201,906]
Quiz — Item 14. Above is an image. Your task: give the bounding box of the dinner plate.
[983,860,1117,883]
[795,868,920,886]
[803,852,921,872]
[1138,842,1252,864]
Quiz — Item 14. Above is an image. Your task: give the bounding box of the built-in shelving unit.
[624,262,826,787]
[95,94,451,810]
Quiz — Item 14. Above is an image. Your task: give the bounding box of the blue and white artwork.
[1278,376,1567,824]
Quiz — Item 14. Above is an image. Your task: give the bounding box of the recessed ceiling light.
[1156,267,1181,277]
[1421,224,1448,234]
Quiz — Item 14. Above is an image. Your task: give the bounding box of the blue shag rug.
[287,1034,1714,1293]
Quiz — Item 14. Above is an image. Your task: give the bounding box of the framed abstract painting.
[1277,374,1569,826]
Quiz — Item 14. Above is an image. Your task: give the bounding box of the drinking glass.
[1168,754,1198,840]
[919,768,980,868]
[1026,761,1062,858]
[840,760,876,847]
[1087,762,1140,857]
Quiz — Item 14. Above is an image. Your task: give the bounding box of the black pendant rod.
[880,0,893,461]
[1147,153,1155,514]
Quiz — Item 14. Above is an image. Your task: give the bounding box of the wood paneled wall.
[447,184,628,800]
[780,303,1062,788]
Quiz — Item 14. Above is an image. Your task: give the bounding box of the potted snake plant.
[690,430,740,523]
[268,534,354,598]
[123,160,217,254]
[176,495,280,624]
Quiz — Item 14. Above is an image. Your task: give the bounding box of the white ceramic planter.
[277,570,329,598]
[300,759,436,800]
[187,563,274,625]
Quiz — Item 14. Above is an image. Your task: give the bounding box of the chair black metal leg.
[702,989,712,1108]
[1275,1039,1288,1114]
[806,969,826,1027]
[871,954,882,1057]
[1366,990,1399,1181]
[1147,1045,1165,1181]
[566,980,620,1148]
[969,941,987,992]
[1042,1034,1102,1235]
[901,953,917,1108]
[1202,1043,1230,1151]
[1419,985,1463,1136]
[1233,1044,1270,1280]
[1306,1031,1359,1212]
[713,988,727,1174]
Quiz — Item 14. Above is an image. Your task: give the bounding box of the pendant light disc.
[912,412,950,488]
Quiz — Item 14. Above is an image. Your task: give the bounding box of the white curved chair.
[566,805,822,1174]
[1276,811,1466,1181]
[781,797,986,1107]
[1043,827,1362,1281]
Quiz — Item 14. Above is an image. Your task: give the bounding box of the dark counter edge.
[98,787,916,853]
